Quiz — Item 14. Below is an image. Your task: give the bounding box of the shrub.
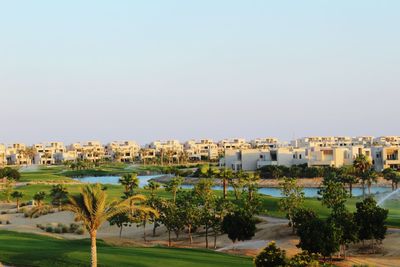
[45,226,53,233]
[6,220,10,225]
[1,211,7,215]
[288,251,320,267]
[75,227,85,235]
[54,227,62,234]
[254,241,287,267]
[69,223,80,233]
[0,221,2,224]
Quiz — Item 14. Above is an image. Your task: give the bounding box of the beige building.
[68,141,105,162]
[33,142,66,165]
[6,143,31,165]
[372,146,400,171]
[184,139,219,160]
[105,141,140,162]
[373,136,400,146]
[250,138,280,149]
[0,144,6,166]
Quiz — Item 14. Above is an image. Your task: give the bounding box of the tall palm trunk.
[223,178,227,199]
[90,230,97,267]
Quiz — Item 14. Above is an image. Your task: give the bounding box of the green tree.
[164,176,184,203]
[254,241,287,267]
[177,191,201,244]
[382,168,400,191]
[288,251,320,267]
[33,191,46,207]
[108,212,131,238]
[354,197,388,250]
[144,180,161,198]
[2,180,14,202]
[209,197,234,248]
[219,168,233,199]
[222,211,256,243]
[0,167,21,181]
[65,184,146,267]
[279,177,304,232]
[11,191,24,212]
[119,173,139,195]
[159,200,184,246]
[50,184,69,211]
[362,169,378,195]
[318,180,348,214]
[353,154,372,198]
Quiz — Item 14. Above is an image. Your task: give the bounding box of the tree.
[144,180,161,198]
[243,172,260,201]
[177,191,201,244]
[328,208,359,258]
[354,197,388,250]
[219,168,233,199]
[337,166,358,197]
[353,154,372,198]
[222,211,256,243]
[318,180,348,214]
[159,200,184,246]
[50,184,69,211]
[108,212,131,238]
[279,178,304,232]
[65,184,147,267]
[2,180,14,203]
[229,171,246,200]
[254,241,287,267]
[362,169,378,195]
[119,173,139,196]
[382,168,400,191]
[209,197,233,248]
[296,215,340,258]
[164,176,183,203]
[33,191,46,207]
[11,191,24,212]
[0,167,21,181]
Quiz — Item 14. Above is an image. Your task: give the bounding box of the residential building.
[373,136,400,146]
[184,139,219,160]
[0,144,6,166]
[105,141,140,162]
[372,146,400,171]
[250,138,280,149]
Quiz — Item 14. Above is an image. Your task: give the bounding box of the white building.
[105,141,140,162]
[184,139,219,160]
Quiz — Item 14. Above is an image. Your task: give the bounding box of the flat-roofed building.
[372,146,400,171]
[0,144,6,166]
[184,139,219,161]
[68,141,105,162]
[105,141,140,162]
[307,147,349,168]
[250,138,280,149]
[33,142,66,165]
[373,136,400,146]
[6,143,31,165]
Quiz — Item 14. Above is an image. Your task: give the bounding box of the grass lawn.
[0,231,252,267]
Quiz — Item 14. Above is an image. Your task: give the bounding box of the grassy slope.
[0,231,251,267]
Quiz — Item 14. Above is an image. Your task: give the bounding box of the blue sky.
[0,1,399,144]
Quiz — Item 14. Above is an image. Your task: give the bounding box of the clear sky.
[0,0,399,145]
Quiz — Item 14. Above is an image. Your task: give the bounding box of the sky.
[0,0,399,145]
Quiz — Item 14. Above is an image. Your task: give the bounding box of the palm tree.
[383,168,400,191]
[11,191,24,212]
[64,184,147,267]
[119,173,139,195]
[353,154,372,198]
[363,169,378,195]
[144,180,161,198]
[33,191,46,207]
[219,168,232,199]
[50,184,69,211]
[165,177,183,203]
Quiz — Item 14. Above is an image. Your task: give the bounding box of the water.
[73,175,164,188]
[74,175,391,198]
[377,188,400,206]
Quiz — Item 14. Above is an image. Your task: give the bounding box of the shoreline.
[151,176,393,188]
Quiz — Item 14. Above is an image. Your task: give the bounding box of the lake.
[73,175,391,198]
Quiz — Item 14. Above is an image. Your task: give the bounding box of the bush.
[288,251,320,267]
[75,227,85,235]
[45,226,53,233]
[6,220,10,225]
[1,211,7,215]
[254,241,287,267]
[69,223,80,233]
[54,227,62,234]
[0,221,2,224]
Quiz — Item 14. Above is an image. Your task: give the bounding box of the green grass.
[0,231,251,267]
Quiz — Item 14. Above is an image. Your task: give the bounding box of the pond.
[73,175,392,198]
